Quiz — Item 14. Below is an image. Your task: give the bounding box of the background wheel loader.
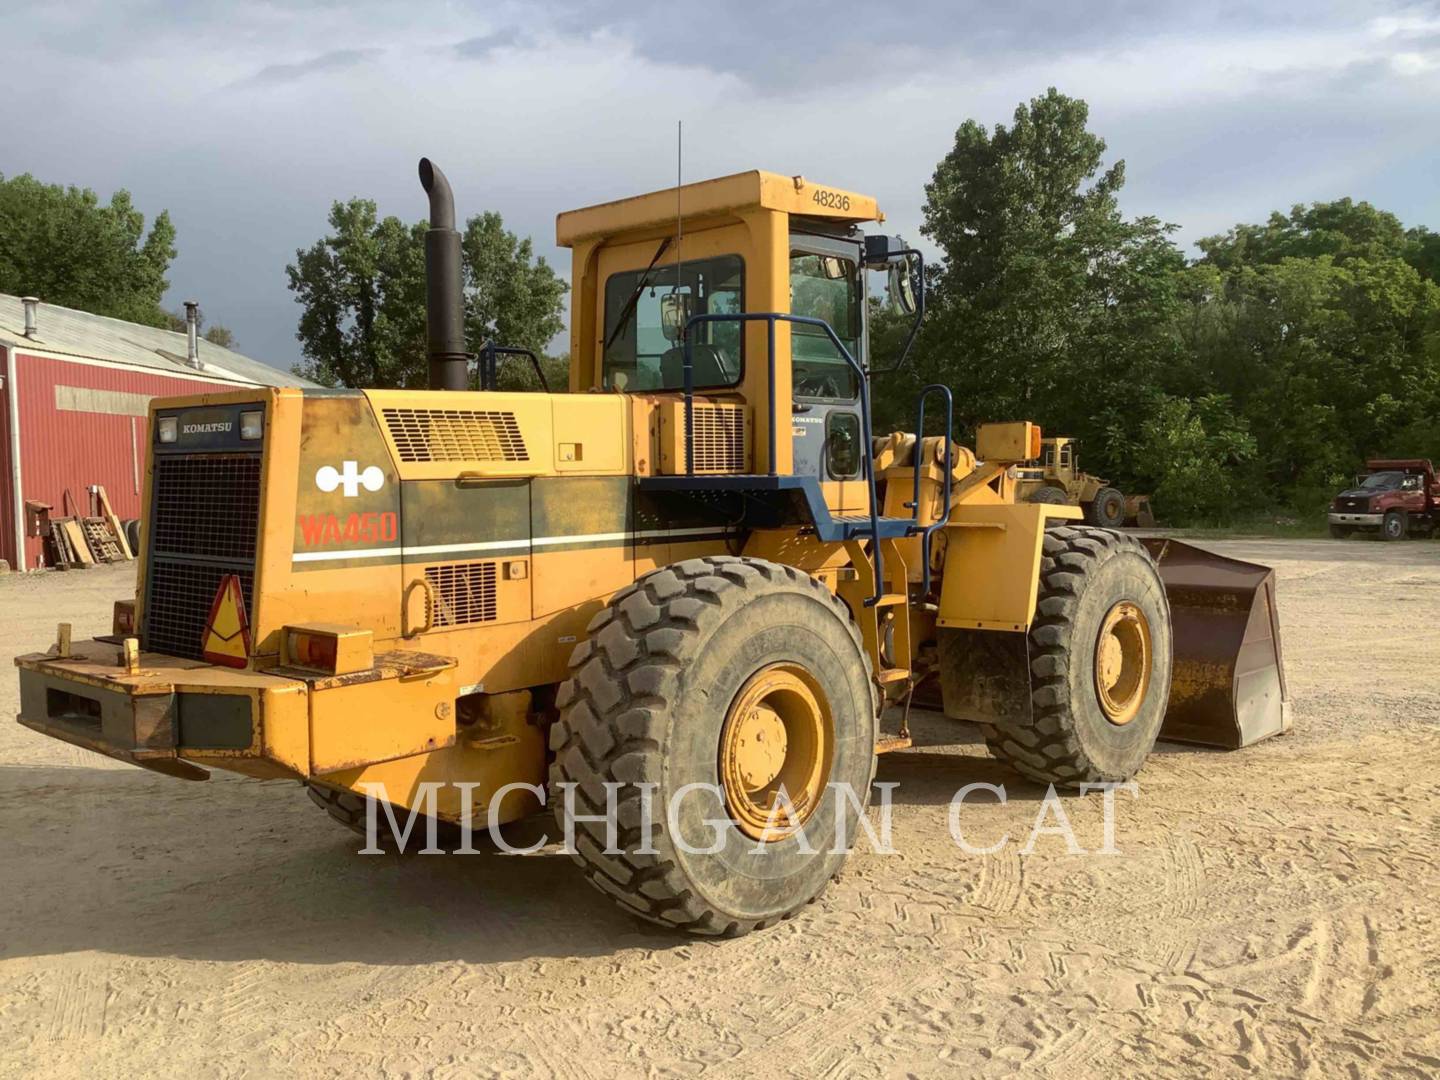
[14,161,1289,935]
[1017,436,1155,527]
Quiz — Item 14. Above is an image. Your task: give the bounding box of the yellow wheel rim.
[719,663,833,842]
[1094,601,1152,725]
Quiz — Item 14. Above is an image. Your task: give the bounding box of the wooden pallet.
[48,519,94,570]
[82,518,124,563]
[93,485,133,560]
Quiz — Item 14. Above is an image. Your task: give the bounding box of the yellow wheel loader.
[1017,436,1156,528]
[14,161,1290,935]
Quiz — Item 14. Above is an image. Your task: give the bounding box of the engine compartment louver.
[382,407,529,463]
[425,562,499,626]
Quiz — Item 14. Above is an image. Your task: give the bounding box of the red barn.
[0,293,310,571]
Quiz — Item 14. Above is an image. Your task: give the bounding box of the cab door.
[789,236,867,512]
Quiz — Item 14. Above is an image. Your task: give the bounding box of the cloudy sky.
[5,1,1439,372]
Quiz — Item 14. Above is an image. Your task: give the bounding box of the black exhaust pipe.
[419,158,469,391]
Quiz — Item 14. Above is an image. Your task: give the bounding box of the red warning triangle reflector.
[202,574,251,668]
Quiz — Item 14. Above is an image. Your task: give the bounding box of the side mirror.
[660,292,693,343]
[887,256,918,315]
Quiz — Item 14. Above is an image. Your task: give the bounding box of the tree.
[165,306,237,350]
[1187,202,1440,502]
[203,325,236,349]
[0,173,176,326]
[887,88,1185,482]
[286,199,567,388]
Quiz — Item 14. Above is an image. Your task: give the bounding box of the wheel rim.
[1093,601,1152,725]
[1386,518,1401,537]
[719,663,833,841]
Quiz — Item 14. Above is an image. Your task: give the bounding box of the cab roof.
[555,170,883,246]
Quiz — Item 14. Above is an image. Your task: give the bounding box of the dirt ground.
[1,538,1438,1078]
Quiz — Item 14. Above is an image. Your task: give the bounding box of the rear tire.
[982,526,1172,787]
[1085,487,1126,528]
[1029,486,1069,505]
[1382,511,1408,541]
[550,556,877,936]
[305,782,544,852]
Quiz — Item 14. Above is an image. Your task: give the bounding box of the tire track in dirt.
[46,968,108,1042]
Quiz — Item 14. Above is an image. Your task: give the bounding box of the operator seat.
[661,344,733,389]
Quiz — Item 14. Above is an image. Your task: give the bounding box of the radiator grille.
[425,562,499,626]
[382,408,529,464]
[147,561,255,661]
[145,452,262,660]
[150,455,261,562]
[690,405,749,473]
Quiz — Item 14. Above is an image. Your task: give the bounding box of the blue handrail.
[910,385,954,597]
[680,312,886,606]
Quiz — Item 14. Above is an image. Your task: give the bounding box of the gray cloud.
[454,27,524,59]
[1,1,1434,375]
[240,47,382,87]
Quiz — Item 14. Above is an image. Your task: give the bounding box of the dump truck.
[1328,458,1439,540]
[13,162,1290,935]
[1017,436,1154,527]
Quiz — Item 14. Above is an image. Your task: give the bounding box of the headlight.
[157,416,178,443]
[239,409,264,440]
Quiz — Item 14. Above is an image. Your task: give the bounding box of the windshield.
[1360,471,1405,490]
[602,255,744,392]
[790,252,860,400]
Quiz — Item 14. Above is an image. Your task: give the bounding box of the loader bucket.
[1141,538,1291,749]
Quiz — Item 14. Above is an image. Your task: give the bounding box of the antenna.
[675,120,683,299]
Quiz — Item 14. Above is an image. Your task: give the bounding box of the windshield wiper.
[604,236,673,353]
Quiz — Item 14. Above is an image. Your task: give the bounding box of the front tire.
[1085,487,1127,528]
[550,556,877,936]
[1382,511,1408,541]
[983,526,1172,787]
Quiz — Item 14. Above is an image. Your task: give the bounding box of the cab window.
[602,255,743,392]
[790,252,860,401]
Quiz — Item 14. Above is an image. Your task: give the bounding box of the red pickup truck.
[1328,458,1439,540]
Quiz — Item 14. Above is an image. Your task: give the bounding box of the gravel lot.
[2,538,1438,1077]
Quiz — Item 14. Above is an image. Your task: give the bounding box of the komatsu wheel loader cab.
[14,160,1290,935]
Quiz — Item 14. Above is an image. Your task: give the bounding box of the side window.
[790,251,860,401]
[826,412,862,478]
[602,255,744,392]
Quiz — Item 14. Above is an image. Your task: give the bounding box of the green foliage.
[881,90,1440,526]
[881,88,1184,480]
[287,199,566,388]
[203,324,236,349]
[1106,395,1256,522]
[164,306,237,350]
[0,173,176,326]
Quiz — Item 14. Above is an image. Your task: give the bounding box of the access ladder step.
[876,667,911,685]
[872,594,908,608]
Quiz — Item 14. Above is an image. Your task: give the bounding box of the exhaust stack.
[183,300,203,370]
[419,158,468,391]
[21,297,38,338]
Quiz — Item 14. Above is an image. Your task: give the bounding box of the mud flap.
[938,627,1031,726]
[1141,538,1291,749]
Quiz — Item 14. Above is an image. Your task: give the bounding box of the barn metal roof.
[0,292,316,387]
